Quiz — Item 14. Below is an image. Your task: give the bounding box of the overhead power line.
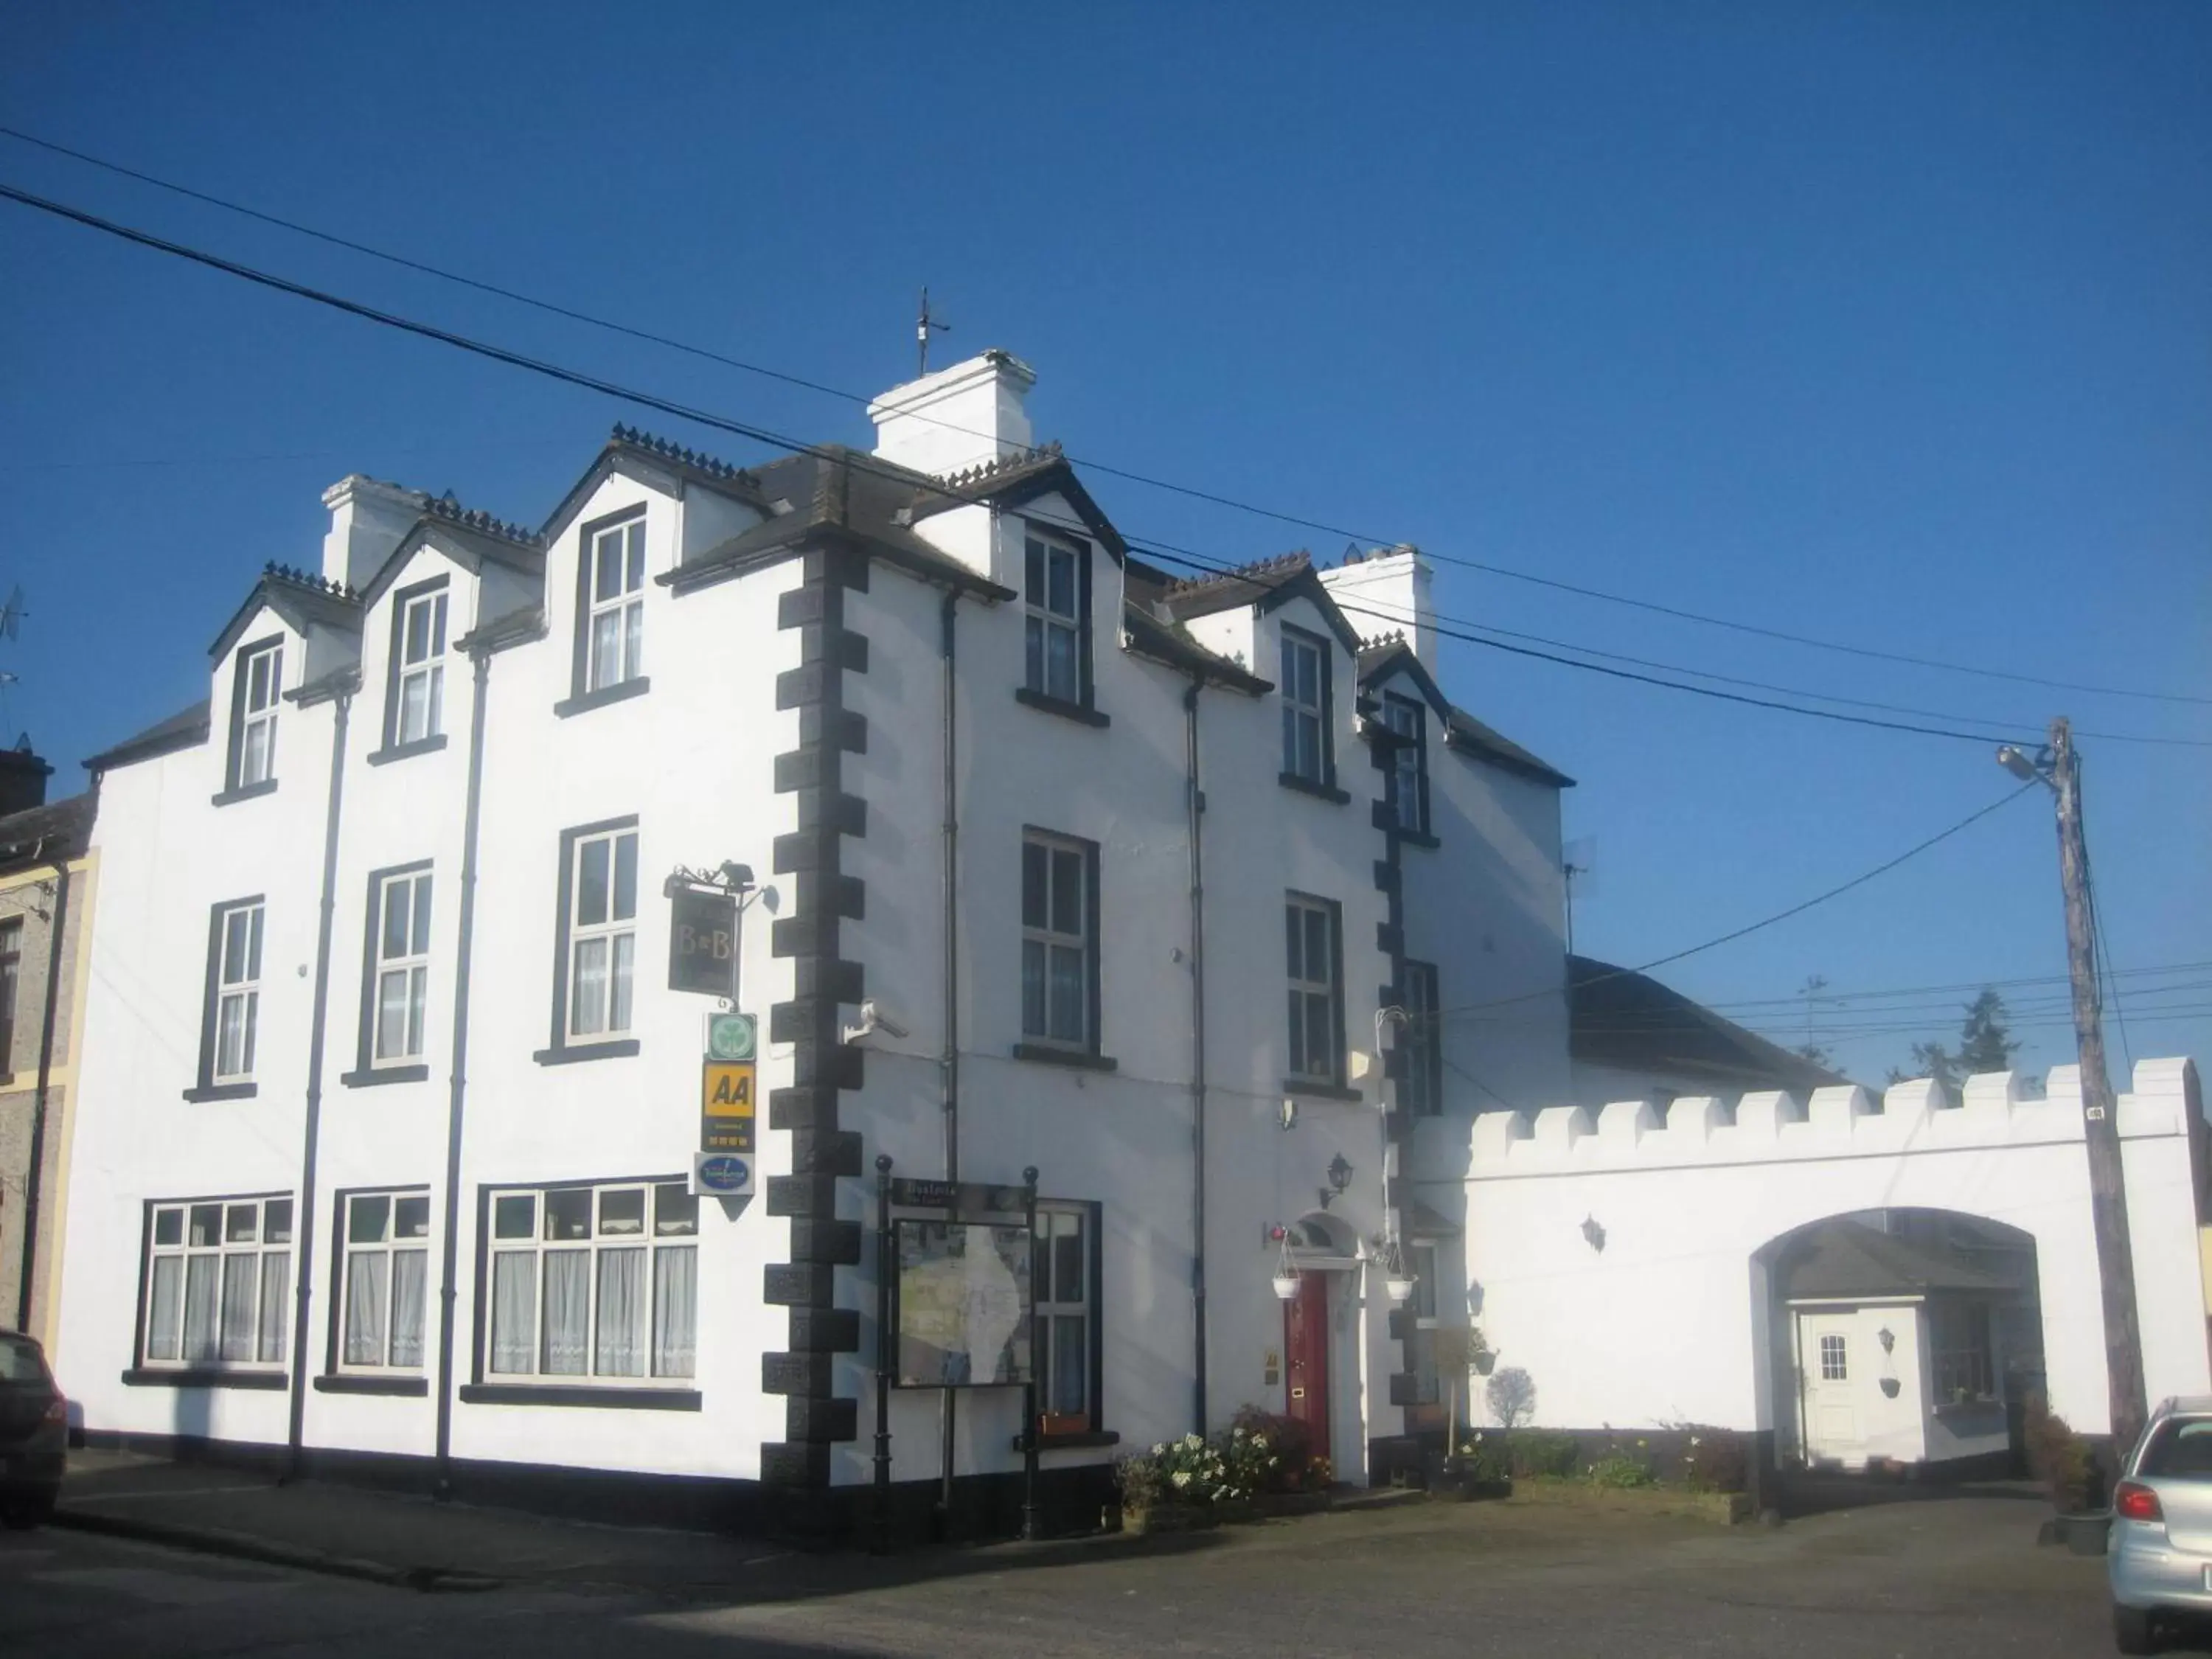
[4,179,2206,756]
[1691,959,2212,1012]
[5,121,2206,712]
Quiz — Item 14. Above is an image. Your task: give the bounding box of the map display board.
[894,1220,1032,1388]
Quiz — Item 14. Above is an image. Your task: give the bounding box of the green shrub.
[1453,1429,1513,1485]
[1506,1431,1580,1480]
[2023,1392,2095,1513]
[1586,1452,1658,1489]
[1662,1424,1750,1494]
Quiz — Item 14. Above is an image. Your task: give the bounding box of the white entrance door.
[1798,1312,1865,1466]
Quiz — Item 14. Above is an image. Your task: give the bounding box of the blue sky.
[2,2,2205,1088]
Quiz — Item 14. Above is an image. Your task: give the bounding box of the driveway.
[4,1486,2173,1658]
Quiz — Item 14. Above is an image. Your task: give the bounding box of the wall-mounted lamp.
[1318,1152,1354,1210]
[1580,1215,1607,1253]
[1877,1326,1896,1354]
[1280,1098,1298,1133]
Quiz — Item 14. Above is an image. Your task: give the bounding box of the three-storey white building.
[55,352,1576,1532]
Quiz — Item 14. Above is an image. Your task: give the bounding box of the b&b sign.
[669,887,738,997]
[700,1060,756,1155]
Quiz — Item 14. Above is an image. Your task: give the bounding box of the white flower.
[1183,1433,1203,1450]
[1172,1471,1191,1488]
[1252,1435,1267,1450]
[1690,1436,1702,1447]
[1152,1444,1166,1456]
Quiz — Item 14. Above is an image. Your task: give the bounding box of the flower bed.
[1114,1408,1335,1533]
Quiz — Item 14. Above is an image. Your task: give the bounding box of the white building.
[54,351,1579,1530]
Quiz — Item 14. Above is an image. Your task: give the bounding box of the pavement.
[20,1452,2200,1656]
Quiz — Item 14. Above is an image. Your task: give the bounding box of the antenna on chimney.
[1562,837,1600,956]
[917,287,951,377]
[0,586,24,641]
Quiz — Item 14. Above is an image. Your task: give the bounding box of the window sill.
[339,1063,430,1088]
[314,1373,429,1397]
[1014,687,1110,728]
[1397,828,1440,850]
[1011,1043,1118,1074]
[366,734,448,767]
[210,779,279,808]
[1933,1398,2002,1420]
[552,677,651,719]
[458,1382,701,1411]
[1278,771,1351,805]
[122,1367,288,1391]
[1284,1078,1364,1104]
[1012,1428,1121,1452]
[532,1039,641,1067]
[182,1082,258,1103]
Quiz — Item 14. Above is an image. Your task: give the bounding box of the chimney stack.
[868,349,1037,478]
[321,476,428,592]
[1317,546,1439,670]
[0,742,52,818]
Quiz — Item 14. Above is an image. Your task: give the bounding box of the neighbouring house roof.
[0,790,94,867]
[1357,637,1575,788]
[1778,1218,2017,1301]
[84,699,212,773]
[1568,954,1848,1096]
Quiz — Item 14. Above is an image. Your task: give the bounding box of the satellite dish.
[0,587,23,642]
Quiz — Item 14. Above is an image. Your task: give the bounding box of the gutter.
[285,688,353,1478]
[1182,679,1209,1435]
[12,835,71,1336]
[937,585,960,1528]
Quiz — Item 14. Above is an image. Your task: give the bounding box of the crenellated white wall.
[1456,1059,2209,1442]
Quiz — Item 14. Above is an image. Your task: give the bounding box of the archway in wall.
[1753,1209,2042,1478]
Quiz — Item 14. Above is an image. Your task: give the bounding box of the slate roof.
[209,563,364,661]
[0,790,94,866]
[1568,953,1848,1096]
[1778,1218,2016,1301]
[1157,551,1366,656]
[84,699,211,773]
[1356,638,1574,788]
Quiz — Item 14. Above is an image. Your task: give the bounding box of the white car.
[2108,1394,2212,1653]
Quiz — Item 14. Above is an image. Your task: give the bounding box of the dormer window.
[585,514,646,692]
[1024,533,1082,704]
[394,588,448,744]
[232,641,282,790]
[1382,692,1428,835]
[1279,626,1332,787]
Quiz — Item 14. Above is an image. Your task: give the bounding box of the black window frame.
[185,895,265,1102]
[0,914,19,1077]
[1382,692,1430,836]
[216,633,285,804]
[341,860,434,1087]
[1284,891,1347,1092]
[557,506,653,717]
[535,815,643,1065]
[1014,524,1105,727]
[1013,827,1110,1068]
[1402,959,1441,1116]
[372,574,453,763]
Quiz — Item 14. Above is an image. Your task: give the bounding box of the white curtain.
[489,1253,536,1374]
[571,939,608,1035]
[390,1249,427,1369]
[182,1255,218,1361]
[542,1251,589,1375]
[344,1253,389,1366]
[219,1253,257,1361]
[147,1256,182,1360]
[258,1251,290,1364]
[653,1245,697,1379]
[595,1248,644,1377]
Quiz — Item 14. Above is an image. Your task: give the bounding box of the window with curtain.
[142,1194,292,1368]
[1382,692,1427,833]
[1931,1301,1994,1401]
[566,829,638,1040]
[339,1191,430,1370]
[212,901,264,1083]
[394,588,449,744]
[1285,893,1341,1085]
[373,870,433,1063]
[585,515,647,692]
[1032,1203,1096,1431]
[484,1180,696,1384]
[1023,533,1082,704]
[1279,627,1328,785]
[1020,831,1095,1051]
[234,641,283,787]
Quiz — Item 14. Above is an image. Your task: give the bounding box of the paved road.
[1,1493,2197,1658]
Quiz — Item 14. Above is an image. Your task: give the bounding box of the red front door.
[1284,1272,1331,1461]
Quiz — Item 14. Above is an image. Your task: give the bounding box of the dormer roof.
[353,490,546,611]
[1158,552,1364,657]
[209,563,362,661]
[539,425,773,547]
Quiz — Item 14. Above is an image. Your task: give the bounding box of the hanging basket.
[1472,1349,1498,1377]
[1272,1274,1301,1301]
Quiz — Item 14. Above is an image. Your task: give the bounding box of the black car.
[0,1330,66,1528]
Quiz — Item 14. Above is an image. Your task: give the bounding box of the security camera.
[841,998,910,1045]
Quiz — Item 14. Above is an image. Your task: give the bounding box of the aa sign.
[700,1060,756,1154]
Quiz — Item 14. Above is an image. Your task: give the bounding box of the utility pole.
[2008,718,2148,1457]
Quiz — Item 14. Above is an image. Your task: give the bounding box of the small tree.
[1889,988,2028,1089]
[1486,1366,1537,1429]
